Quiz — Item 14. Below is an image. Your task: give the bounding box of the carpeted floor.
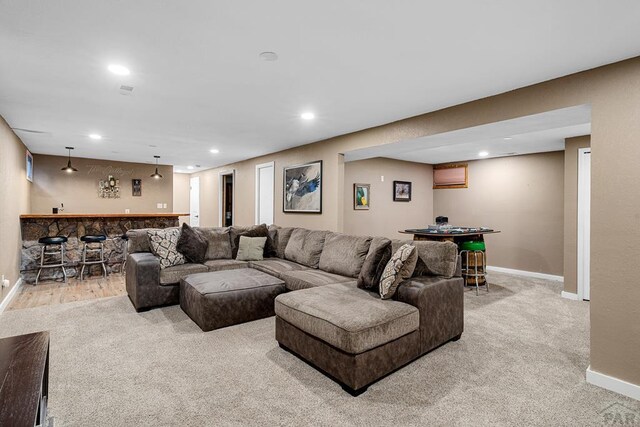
[1,272,638,426]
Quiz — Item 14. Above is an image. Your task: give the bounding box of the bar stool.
[79,234,108,280]
[460,249,488,295]
[119,233,129,274]
[35,236,68,285]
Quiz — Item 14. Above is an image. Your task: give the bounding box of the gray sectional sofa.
[125,224,464,394]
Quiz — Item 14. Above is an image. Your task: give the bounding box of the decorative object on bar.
[150,155,163,179]
[26,149,34,182]
[98,175,121,198]
[61,146,78,173]
[283,160,322,213]
[393,180,411,201]
[132,178,142,196]
[433,163,468,189]
[353,183,370,210]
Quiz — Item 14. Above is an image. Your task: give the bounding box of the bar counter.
[20,213,188,283]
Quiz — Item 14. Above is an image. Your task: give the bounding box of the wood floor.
[8,274,127,311]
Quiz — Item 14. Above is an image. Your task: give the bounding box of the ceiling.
[1,2,639,172]
[344,105,591,164]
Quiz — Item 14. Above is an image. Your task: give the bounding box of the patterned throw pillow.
[147,228,186,269]
[379,244,418,299]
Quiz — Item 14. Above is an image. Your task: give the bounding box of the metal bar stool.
[460,249,489,295]
[119,233,129,274]
[35,236,68,285]
[79,235,108,280]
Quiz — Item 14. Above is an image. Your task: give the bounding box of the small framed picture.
[393,181,411,202]
[132,179,142,196]
[353,183,370,210]
[26,149,34,182]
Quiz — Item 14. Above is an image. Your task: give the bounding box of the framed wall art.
[393,180,411,202]
[132,178,142,197]
[283,160,322,213]
[26,149,34,182]
[354,183,370,210]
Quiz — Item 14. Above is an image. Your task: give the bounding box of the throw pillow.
[379,244,418,299]
[230,224,269,258]
[176,223,208,263]
[198,227,233,260]
[411,240,459,278]
[357,239,392,292]
[147,228,186,269]
[236,236,267,261]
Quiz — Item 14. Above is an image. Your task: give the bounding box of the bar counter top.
[20,213,189,219]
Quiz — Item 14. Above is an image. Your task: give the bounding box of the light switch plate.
[157,203,162,209]
[163,203,167,209]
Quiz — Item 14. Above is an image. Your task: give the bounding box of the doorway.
[189,176,200,227]
[219,170,235,227]
[577,148,591,301]
[255,162,275,225]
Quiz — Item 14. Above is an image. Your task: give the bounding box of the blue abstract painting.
[283,160,322,213]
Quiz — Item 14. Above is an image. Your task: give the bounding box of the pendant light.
[150,155,163,179]
[61,147,78,173]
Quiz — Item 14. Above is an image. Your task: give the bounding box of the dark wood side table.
[0,331,50,427]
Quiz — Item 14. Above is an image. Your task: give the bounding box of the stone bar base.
[20,215,180,283]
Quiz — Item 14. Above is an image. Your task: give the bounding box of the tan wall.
[31,154,174,214]
[343,158,433,239]
[0,116,31,304]
[193,57,640,387]
[433,152,565,276]
[563,136,591,294]
[173,173,191,226]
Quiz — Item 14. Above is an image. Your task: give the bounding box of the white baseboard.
[561,291,580,301]
[587,365,640,401]
[486,265,564,282]
[0,278,23,314]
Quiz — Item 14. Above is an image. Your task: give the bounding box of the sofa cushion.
[230,224,269,258]
[265,225,279,258]
[248,258,310,278]
[279,270,353,291]
[318,233,372,278]
[275,283,419,354]
[357,237,392,292]
[176,223,208,263]
[204,259,249,272]
[412,240,459,278]
[159,263,208,285]
[126,228,157,253]
[273,227,297,259]
[236,236,267,261]
[380,244,418,299]
[196,227,233,260]
[284,229,328,268]
[147,228,186,269]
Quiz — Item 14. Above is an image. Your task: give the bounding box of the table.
[0,331,50,427]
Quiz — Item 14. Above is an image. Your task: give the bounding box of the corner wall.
[343,158,433,239]
[563,136,591,294]
[173,173,191,226]
[30,154,174,214]
[433,152,565,276]
[0,116,31,304]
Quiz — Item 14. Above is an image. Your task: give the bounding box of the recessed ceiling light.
[259,52,278,61]
[503,137,513,141]
[478,151,489,157]
[301,112,315,120]
[187,166,194,170]
[210,149,219,154]
[108,64,130,76]
[88,134,102,140]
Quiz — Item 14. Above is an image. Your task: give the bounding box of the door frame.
[218,169,235,227]
[189,176,200,227]
[577,147,591,301]
[255,161,275,225]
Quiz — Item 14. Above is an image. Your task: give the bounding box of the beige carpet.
[1,272,638,426]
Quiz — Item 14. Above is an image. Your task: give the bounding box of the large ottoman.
[274,283,421,395]
[180,269,286,332]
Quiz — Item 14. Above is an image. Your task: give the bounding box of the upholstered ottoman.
[180,269,285,332]
[274,282,421,395]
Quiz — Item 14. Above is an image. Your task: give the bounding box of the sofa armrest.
[125,252,161,311]
[395,276,464,354]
